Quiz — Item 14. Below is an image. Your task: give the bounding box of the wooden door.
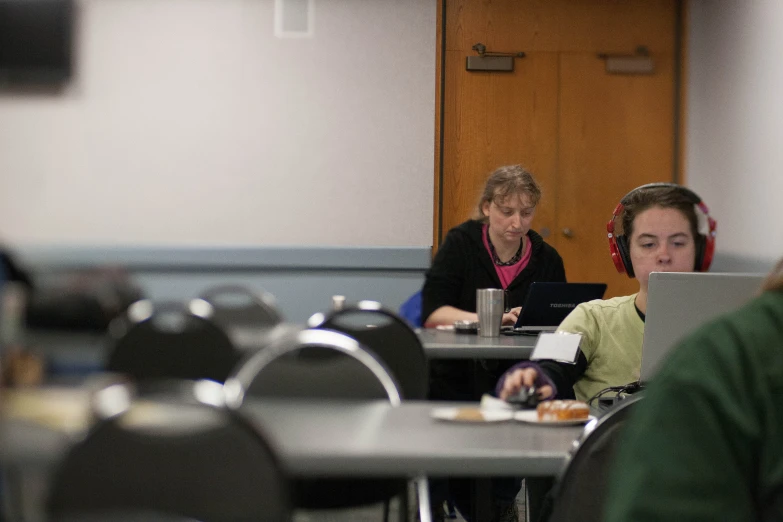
[441,51,559,248]
[557,52,675,296]
[438,0,680,298]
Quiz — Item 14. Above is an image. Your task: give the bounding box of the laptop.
[508,282,607,334]
[639,272,766,383]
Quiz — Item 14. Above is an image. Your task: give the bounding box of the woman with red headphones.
[496,183,717,404]
[495,182,717,522]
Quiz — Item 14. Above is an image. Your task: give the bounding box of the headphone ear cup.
[694,235,706,271]
[616,235,635,278]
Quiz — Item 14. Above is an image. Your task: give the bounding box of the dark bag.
[25,267,144,332]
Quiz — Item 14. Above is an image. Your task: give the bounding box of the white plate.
[514,409,595,425]
[430,407,514,423]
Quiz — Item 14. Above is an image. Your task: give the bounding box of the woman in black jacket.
[423,165,566,522]
[423,165,565,327]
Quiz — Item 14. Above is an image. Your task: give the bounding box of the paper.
[530,332,582,364]
[479,394,514,411]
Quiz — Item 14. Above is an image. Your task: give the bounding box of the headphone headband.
[607,183,717,277]
[620,183,701,206]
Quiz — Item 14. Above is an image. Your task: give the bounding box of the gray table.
[0,392,579,478]
[416,329,536,360]
[0,391,582,521]
[242,399,578,477]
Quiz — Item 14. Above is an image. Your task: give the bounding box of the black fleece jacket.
[422,220,566,322]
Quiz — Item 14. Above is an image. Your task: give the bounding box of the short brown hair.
[475,165,542,221]
[620,185,700,241]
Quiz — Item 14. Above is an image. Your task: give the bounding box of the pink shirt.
[482,224,532,289]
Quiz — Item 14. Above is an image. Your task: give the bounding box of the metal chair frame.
[225,328,431,522]
[546,394,645,522]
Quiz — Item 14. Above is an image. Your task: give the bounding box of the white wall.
[687,0,783,263]
[0,0,436,247]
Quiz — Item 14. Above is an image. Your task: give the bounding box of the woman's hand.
[501,306,522,326]
[499,367,553,401]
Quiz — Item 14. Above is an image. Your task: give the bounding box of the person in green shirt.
[604,258,783,522]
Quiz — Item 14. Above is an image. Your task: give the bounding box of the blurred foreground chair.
[47,379,291,522]
[107,300,240,384]
[545,394,644,522]
[307,300,428,400]
[226,328,430,522]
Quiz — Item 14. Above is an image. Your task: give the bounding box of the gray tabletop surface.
[416,329,536,359]
[240,399,581,477]
[1,392,581,478]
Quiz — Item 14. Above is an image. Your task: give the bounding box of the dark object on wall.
[0,0,74,84]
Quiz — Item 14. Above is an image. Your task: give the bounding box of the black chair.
[307,300,429,400]
[225,328,420,522]
[107,299,241,384]
[199,285,282,327]
[545,394,644,522]
[47,380,291,522]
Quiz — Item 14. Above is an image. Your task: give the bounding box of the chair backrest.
[307,301,428,400]
[225,328,401,405]
[198,284,283,329]
[224,329,406,512]
[55,513,203,522]
[48,381,290,522]
[547,394,644,522]
[107,300,241,383]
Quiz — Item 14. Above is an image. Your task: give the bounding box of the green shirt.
[605,290,783,522]
[557,294,644,402]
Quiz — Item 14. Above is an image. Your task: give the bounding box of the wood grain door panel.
[557,52,675,297]
[441,51,559,242]
[439,0,680,299]
[446,0,676,54]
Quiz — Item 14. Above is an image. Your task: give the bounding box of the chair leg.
[1,466,23,522]
[397,484,410,522]
[384,499,391,522]
[416,475,432,522]
[446,499,457,519]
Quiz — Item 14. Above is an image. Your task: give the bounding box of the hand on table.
[501,307,522,326]
[499,367,553,401]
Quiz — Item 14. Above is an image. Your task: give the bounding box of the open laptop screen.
[639,272,765,382]
[514,282,607,330]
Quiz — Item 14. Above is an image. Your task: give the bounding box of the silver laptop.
[639,272,765,383]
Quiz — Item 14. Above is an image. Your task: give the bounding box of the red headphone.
[606,183,717,278]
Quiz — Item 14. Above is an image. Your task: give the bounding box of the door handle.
[562,228,574,238]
